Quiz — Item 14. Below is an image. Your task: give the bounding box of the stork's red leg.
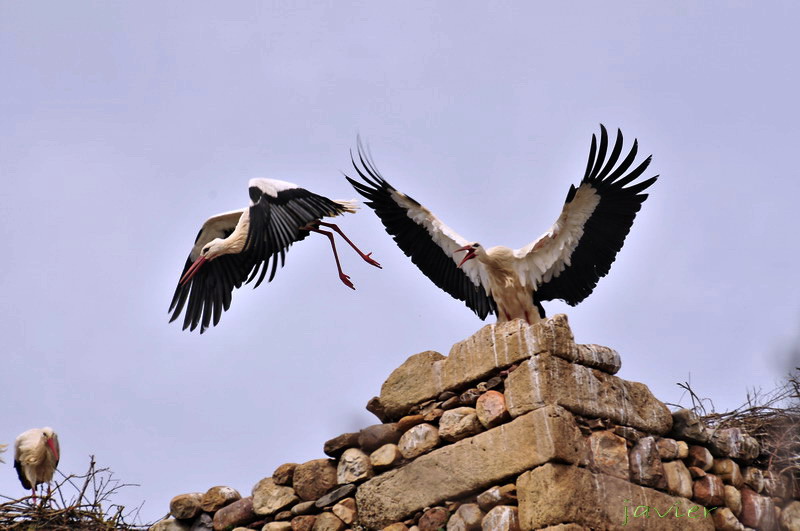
[317,221,382,268]
[307,227,355,289]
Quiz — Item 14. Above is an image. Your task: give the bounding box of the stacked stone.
[151,315,800,531]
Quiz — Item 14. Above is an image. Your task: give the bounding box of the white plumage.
[14,427,60,499]
[169,178,380,332]
[347,125,658,324]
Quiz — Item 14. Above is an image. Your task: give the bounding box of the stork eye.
[473,243,480,248]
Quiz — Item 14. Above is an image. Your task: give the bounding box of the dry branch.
[0,455,148,530]
[672,369,800,484]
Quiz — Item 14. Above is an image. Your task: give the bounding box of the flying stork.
[169,179,381,333]
[14,427,60,501]
[346,125,658,324]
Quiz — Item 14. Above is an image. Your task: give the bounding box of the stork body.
[347,125,658,324]
[14,427,60,500]
[169,178,381,332]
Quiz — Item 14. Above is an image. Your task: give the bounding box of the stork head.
[455,242,482,268]
[41,427,59,462]
[180,238,227,285]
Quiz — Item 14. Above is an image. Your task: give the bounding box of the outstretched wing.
[168,210,255,333]
[346,145,496,320]
[243,178,352,288]
[515,125,658,305]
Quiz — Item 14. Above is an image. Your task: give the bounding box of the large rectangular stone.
[505,353,672,434]
[518,463,715,530]
[377,315,617,419]
[355,405,585,528]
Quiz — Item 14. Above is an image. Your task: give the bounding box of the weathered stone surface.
[418,507,449,531]
[712,458,743,487]
[446,503,483,530]
[273,463,299,486]
[439,407,483,442]
[475,390,509,428]
[442,395,462,410]
[337,448,373,484]
[677,440,689,459]
[476,484,516,512]
[481,506,520,531]
[517,463,714,530]
[764,471,792,498]
[293,459,338,501]
[688,466,707,479]
[396,414,425,433]
[323,432,360,458]
[382,524,408,531]
[331,497,356,524]
[213,497,256,531]
[290,515,316,531]
[724,484,741,517]
[505,353,671,434]
[693,474,724,506]
[151,519,191,531]
[397,423,439,459]
[656,438,680,460]
[743,466,765,493]
[170,493,204,520]
[358,423,402,453]
[686,445,714,471]
[378,350,447,419]
[378,316,591,419]
[315,484,356,509]
[201,486,241,513]
[190,513,213,531]
[459,388,482,406]
[663,459,693,498]
[370,443,402,469]
[310,512,344,531]
[291,501,317,516]
[263,523,293,531]
[781,500,800,531]
[613,425,643,443]
[252,478,298,517]
[356,406,584,528]
[712,507,745,531]
[740,487,777,529]
[670,409,711,444]
[709,428,760,461]
[366,395,389,422]
[629,436,666,489]
[588,430,629,480]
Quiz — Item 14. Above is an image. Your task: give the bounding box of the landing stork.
[14,427,60,501]
[347,125,657,324]
[169,178,381,333]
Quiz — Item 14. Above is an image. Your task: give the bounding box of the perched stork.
[347,125,658,324]
[14,427,60,501]
[169,178,381,333]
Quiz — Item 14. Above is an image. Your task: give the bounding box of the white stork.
[14,427,60,501]
[346,125,658,324]
[169,178,381,333]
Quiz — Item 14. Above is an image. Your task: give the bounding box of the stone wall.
[151,315,800,531]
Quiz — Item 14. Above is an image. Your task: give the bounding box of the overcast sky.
[1,1,798,524]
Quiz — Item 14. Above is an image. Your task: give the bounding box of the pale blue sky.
[1,1,798,524]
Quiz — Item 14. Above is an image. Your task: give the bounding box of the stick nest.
[673,368,800,484]
[0,456,147,530]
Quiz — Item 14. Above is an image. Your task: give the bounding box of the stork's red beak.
[455,245,476,268]
[180,256,207,285]
[46,438,58,461]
